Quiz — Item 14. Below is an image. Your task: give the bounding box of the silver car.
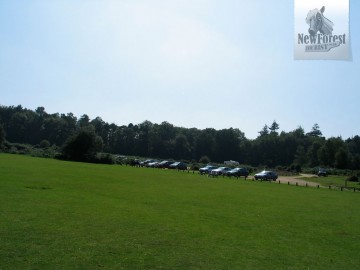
[210,167,232,176]
[254,170,278,181]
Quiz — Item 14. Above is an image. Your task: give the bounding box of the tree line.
[1,105,360,169]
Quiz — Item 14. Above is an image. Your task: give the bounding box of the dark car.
[169,162,187,170]
[227,168,249,178]
[254,170,278,181]
[210,167,232,176]
[317,168,327,177]
[199,165,217,175]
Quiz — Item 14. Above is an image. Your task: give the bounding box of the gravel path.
[276,174,321,187]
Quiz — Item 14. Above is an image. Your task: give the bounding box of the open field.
[269,174,360,189]
[296,174,360,189]
[1,153,360,269]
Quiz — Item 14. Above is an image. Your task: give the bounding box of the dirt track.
[275,174,321,187]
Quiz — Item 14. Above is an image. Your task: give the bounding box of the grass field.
[297,174,360,189]
[1,153,360,269]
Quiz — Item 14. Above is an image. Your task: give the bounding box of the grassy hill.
[1,153,359,269]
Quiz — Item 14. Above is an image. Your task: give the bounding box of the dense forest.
[1,105,360,169]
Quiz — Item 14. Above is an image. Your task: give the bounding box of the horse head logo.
[306,6,333,36]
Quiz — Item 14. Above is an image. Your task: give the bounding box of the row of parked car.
[199,165,278,181]
[134,160,279,181]
[199,165,249,178]
[138,159,188,170]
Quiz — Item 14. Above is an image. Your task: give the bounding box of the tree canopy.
[61,127,103,162]
[1,105,360,169]
[0,124,5,146]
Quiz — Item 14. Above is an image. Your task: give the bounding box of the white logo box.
[294,0,350,60]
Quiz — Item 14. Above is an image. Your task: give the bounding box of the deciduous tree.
[0,124,5,146]
[61,127,103,161]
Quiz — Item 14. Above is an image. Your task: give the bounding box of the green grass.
[1,153,360,269]
[297,175,360,189]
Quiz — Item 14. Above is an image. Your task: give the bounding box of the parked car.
[155,160,174,168]
[317,168,327,177]
[169,162,187,170]
[227,168,249,178]
[146,161,159,167]
[199,165,217,175]
[254,170,278,181]
[140,159,155,167]
[210,167,232,176]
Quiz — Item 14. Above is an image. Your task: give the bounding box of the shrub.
[39,140,51,148]
[0,124,5,147]
[129,158,140,166]
[93,153,115,164]
[122,158,139,166]
[190,163,200,171]
[114,156,124,165]
[347,175,359,182]
[199,155,211,164]
[61,127,103,162]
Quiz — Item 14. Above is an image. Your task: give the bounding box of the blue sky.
[0,0,359,139]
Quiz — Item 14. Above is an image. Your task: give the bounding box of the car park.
[254,170,278,181]
[227,167,249,178]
